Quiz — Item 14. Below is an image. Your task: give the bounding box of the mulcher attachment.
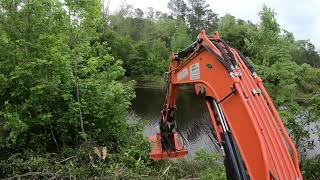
[149,132,188,160]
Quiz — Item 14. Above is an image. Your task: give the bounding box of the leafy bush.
[301,155,320,180]
[0,0,135,153]
[147,150,226,180]
[0,123,151,179]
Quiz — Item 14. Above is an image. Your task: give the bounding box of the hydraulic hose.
[235,49,256,74]
[203,44,233,73]
[215,39,238,68]
[211,40,234,70]
[177,40,198,59]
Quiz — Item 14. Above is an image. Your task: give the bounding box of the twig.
[3,172,54,180]
[48,176,57,180]
[50,128,59,151]
[178,175,192,180]
[178,176,200,180]
[48,169,62,180]
[161,165,171,176]
[55,156,76,164]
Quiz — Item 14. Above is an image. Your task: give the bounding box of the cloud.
[269,0,320,48]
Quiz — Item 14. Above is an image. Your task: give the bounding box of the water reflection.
[130,87,220,156]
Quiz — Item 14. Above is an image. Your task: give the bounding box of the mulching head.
[149,133,188,160]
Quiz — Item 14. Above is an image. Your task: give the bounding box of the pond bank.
[122,75,165,89]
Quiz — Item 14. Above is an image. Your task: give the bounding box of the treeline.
[104,0,320,77]
[0,0,319,179]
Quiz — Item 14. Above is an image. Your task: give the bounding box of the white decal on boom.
[177,68,188,81]
[190,63,200,80]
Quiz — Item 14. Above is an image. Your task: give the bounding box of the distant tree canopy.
[105,1,320,77]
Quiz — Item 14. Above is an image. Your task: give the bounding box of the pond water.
[130,87,319,158]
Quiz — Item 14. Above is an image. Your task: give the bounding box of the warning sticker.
[190,63,200,80]
[177,68,188,81]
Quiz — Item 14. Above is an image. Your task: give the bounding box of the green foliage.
[0,122,226,179]
[168,0,188,21]
[171,22,192,51]
[106,12,175,76]
[195,150,227,180]
[148,39,171,73]
[218,14,256,52]
[0,0,134,152]
[106,0,219,75]
[294,40,320,67]
[187,0,218,38]
[0,0,75,150]
[146,150,226,180]
[245,6,297,66]
[0,123,152,179]
[301,155,320,180]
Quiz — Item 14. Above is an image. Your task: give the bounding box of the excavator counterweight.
[148,31,303,180]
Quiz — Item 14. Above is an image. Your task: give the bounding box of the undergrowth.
[0,123,226,180]
[1,121,318,180]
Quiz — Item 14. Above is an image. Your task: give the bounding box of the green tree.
[64,0,135,146]
[187,0,218,38]
[168,0,188,21]
[0,0,134,152]
[149,39,170,73]
[243,6,320,165]
[218,14,256,53]
[171,22,192,51]
[245,6,297,66]
[106,3,136,38]
[0,0,74,150]
[149,18,178,47]
[146,7,155,20]
[294,40,320,67]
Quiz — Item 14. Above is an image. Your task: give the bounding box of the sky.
[105,0,320,50]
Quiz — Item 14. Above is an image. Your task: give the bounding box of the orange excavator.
[148,30,303,180]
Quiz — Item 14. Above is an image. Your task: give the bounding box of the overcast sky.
[106,0,320,50]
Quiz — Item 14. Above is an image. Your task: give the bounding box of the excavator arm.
[148,31,302,180]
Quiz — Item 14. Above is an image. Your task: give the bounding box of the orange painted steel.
[149,133,188,160]
[148,30,303,180]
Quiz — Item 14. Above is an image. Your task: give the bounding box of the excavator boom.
[148,31,303,180]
